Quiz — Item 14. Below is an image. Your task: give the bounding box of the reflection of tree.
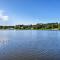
[0,37,8,47]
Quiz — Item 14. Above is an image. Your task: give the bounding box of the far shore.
[0,28,59,31]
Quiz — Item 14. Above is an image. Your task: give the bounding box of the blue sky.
[0,0,60,25]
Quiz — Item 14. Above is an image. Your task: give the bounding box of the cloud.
[1,16,8,21]
[0,10,8,21]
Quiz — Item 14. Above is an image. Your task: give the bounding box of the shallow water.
[0,30,60,60]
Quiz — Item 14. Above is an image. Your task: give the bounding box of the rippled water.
[0,30,60,60]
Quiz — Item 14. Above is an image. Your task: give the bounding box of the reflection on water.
[0,30,60,60]
[0,37,8,46]
[0,30,9,47]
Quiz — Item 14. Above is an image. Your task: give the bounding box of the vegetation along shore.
[0,22,60,30]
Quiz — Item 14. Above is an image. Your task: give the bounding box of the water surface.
[0,30,60,60]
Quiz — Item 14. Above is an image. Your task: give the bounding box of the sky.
[0,0,60,25]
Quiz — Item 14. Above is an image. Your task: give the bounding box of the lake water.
[0,30,60,60]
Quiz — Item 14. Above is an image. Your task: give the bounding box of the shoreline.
[0,29,59,31]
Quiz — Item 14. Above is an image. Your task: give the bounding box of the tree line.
[0,22,60,30]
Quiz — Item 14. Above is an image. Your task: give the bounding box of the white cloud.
[2,16,8,21]
[0,10,8,21]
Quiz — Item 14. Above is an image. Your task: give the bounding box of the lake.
[0,30,60,60]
